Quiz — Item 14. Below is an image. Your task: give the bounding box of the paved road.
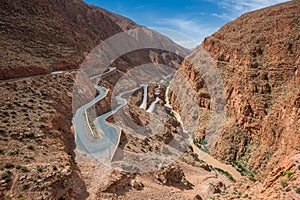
[90,67,116,80]
[74,67,243,181]
[146,97,160,113]
[51,71,63,75]
[73,70,148,162]
[139,84,148,109]
[74,85,113,162]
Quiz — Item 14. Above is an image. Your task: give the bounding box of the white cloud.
[135,4,148,9]
[151,27,199,49]
[211,13,234,20]
[151,1,290,48]
[209,0,290,16]
[156,18,217,44]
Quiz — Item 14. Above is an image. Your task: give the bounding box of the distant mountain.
[0,0,189,80]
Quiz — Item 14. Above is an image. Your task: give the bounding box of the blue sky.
[84,0,289,48]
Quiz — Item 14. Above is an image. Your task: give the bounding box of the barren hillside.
[173,0,300,199]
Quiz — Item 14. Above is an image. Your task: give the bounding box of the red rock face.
[0,0,125,79]
[178,0,300,197]
[0,0,124,79]
[0,0,188,80]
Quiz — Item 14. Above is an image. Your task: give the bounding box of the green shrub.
[3,163,14,169]
[20,166,30,173]
[1,170,12,182]
[214,167,236,182]
[34,138,42,143]
[296,187,300,194]
[1,111,8,116]
[249,175,257,182]
[15,165,22,170]
[27,145,34,150]
[22,184,29,190]
[284,170,294,178]
[28,156,34,160]
[280,180,288,188]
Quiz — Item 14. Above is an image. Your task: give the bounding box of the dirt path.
[190,143,243,181]
[165,83,243,181]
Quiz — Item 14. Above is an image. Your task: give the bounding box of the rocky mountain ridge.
[174,0,300,199]
[1,0,299,199]
[0,0,187,80]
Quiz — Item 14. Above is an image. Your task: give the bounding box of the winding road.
[73,68,242,181]
[139,84,148,109]
[146,97,160,113]
[74,68,148,162]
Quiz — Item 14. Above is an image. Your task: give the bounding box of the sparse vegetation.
[280,180,288,188]
[214,167,236,182]
[164,76,173,90]
[22,184,29,190]
[15,165,22,170]
[0,0,298,199]
[284,170,294,178]
[20,166,30,173]
[249,175,257,182]
[27,145,35,150]
[193,138,208,152]
[232,160,256,180]
[1,170,12,182]
[3,163,14,169]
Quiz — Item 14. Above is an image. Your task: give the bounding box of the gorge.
[0,0,299,199]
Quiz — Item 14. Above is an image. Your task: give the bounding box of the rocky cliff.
[175,0,300,198]
[0,0,189,199]
[0,0,187,80]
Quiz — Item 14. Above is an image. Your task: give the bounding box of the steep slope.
[0,0,190,199]
[0,0,187,80]
[0,72,90,199]
[174,0,300,199]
